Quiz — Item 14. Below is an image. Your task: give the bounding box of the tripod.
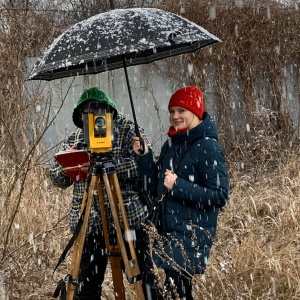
[66,154,145,300]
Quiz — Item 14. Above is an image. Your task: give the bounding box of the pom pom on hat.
[168,86,204,120]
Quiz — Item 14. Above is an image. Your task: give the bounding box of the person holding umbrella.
[49,87,163,300]
[133,86,229,299]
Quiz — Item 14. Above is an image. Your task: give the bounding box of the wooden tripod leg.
[103,172,145,300]
[110,255,125,299]
[66,176,98,300]
[97,177,126,300]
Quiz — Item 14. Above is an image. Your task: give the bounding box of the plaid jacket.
[49,112,148,233]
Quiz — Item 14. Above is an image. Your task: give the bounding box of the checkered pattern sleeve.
[112,115,150,181]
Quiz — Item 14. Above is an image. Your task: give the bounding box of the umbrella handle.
[122,56,145,154]
[138,136,145,154]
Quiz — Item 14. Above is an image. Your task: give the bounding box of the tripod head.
[88,152,115,176]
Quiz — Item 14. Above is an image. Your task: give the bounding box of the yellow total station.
[83,101,113,153]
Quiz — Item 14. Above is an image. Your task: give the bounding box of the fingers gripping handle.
[138,136,145,154]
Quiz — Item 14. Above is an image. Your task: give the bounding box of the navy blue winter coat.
[136,112,229,274]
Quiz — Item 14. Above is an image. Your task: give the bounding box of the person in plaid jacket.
[49,87,163,300]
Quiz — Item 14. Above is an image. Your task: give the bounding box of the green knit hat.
[72,87,117,128]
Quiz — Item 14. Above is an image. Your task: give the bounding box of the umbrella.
[27,8,220,81]
[26,7,221,148]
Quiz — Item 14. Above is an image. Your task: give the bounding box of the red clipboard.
[55,150,90,182]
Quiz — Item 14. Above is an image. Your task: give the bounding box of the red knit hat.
[168,86,204,120]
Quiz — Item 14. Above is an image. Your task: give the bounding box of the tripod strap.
[52,207,86,298]
[52,279,66,299]
[53,206,86,273]
[53,274,79,299]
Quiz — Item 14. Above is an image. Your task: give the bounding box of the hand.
[80,161,90,173]
[67,144,90,172]
[68,145,77,150]
[133,136,149,156]
[164,169,178,191]
[67,142,87,151]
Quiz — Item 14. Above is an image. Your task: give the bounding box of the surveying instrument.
[65,101,145,300]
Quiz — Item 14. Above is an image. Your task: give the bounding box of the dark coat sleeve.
[135,151,158,195]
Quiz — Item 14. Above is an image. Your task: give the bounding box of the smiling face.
[169,106,201,130]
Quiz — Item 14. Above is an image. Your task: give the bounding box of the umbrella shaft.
[109,0,115,9]
[122,56,145,153]
[122,57,139,137]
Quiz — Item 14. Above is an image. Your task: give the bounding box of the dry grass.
[202,147,300,299]
[0,141,299,299]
